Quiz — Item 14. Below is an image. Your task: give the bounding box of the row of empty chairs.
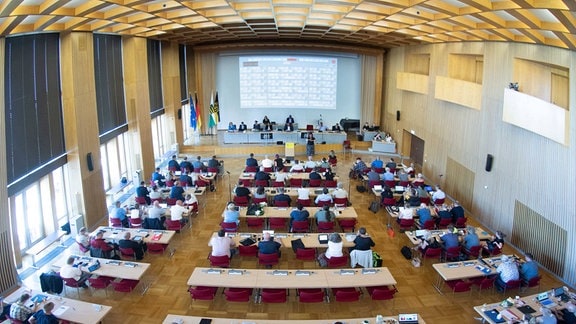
[209,249,355,269]
[443,274,541,296]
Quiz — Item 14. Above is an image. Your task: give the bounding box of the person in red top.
[90,231,117,258]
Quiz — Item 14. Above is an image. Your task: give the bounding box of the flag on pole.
[194,92,202,131]
[208,91,217,128]
[214,91,220,123]
[189,94,197,131]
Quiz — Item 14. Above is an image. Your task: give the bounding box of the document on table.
[53,305,69,316]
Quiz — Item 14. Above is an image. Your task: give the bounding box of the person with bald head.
[118,231,147,260]
[258,231,282,261]
[170,200,189,224]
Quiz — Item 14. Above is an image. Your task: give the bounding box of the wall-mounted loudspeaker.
[177,109,182,120]
[87,152,94,172]
[396,110,401,121]
[485,154,493,172]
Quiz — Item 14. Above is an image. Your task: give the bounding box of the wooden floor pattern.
[22,149,565,324]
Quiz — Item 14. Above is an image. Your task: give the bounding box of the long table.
[211,232,357,249]
[91,226,176,245]
[405,227,492,245]
[52,255,150,281]
[372,140,396,153]
[164,314,427,324]
[234,206,357,219]
[223,131,346,144]
[236,187,339,205]
[4,287,112,324]
[239,172,338,182]
[187,267,397,290]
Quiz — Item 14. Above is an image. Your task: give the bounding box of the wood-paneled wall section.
[161,41,182,151]
[445,157,475,211]
[512,200,566,278]
[513,58,569,109]
[405,54,430,75]
[448,54,483,84]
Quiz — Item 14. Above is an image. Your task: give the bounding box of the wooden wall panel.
[161,41,181,153]
[396,72,429,94]
[384,41,576,285]
[445,157,474,211]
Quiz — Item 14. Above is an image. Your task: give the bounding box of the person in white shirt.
[398,203,414,220]
[274,169,288,185]
[325,233,343,259]
[332,182,348,199]
[60,256,90,287]
[318,122,327,132]
[209,229,236,257]
[149,186,162,201]
[432,185,446,201]
[75,227,90,249]
[297,185,310,200]
[314,188,333,205]
[261,155,273,169]
[169,200,189,223]
[184,193,198,205]
[289,160,304,172]
[304,156,317,169]
[147,201,166,220]
[403,163,415,175]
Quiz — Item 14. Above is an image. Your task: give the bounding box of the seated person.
[397,169,410,182]
[169,181,185,201]
[223,203,240,225]
[60,256,90,287]
[431,185,446,202]
[297,184,310,200]
[227,122,237,131]
[184,193,198,206]
[252,120,261,131]
[273,154,284,170]
[234,181,252,198]
[403,188,421,207]
[371,157,383,169]
[324,168,335,181]
[168,155,180,171]
[398,203,413,223]
[412,173,425,187]
[519,252,539,282]
[119,232,147,260]
[261,155,273,169]
[180,156,193,173]
[110,201,129,228]
[417,203,432,226]
[286,114,295,124]
[207,155,220,169]
[328,150,337,165]
[274,168,288,185]
[380,186,394,200]
[352,157,367,177]
[238,122,247,131]
[385,158,397,170]
[246,153,258,167]
[75,227,90,250]
[553,302,576,324]
[253,186,267,200]
[309,167,322,180]
[284,123,294,132]
[382,167,395,181]
[483,230,505,254]
[255,168,271,181]
[9,293,37,322]
[304,156,317,170]
[147,201,167,224]
[151,167,166,187]
[315,205,335,224]
[325,233,343,258]
[450,201,465,222]
[495,255,519,291]
[192,156,207,172]
[352,227,375,251]
[263,123,273,131]
[258,231,282,258]
[314,188,333,206]
[366,168,380,182]
[403,163,415,175]
[136,181,151,205]
[209,229,236,258]
[289,160,304,173]
[290,203,310,228]
[169,200,189,224]
[318,122,327,132]
[273,188,292,206]
[362,122,370,131]
[384,133,393,142]
[179,171,193,187]
[319,158,330,169]
[463,226,480,251]
[332,123,341,132]
[29,302,58,324]
[436,204,452,224]
[90,231,117,258]
[262,115,271,125]
[441,225,459,250]
[418,232,441,254]
[373,132,382,141]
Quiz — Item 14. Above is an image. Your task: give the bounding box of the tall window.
[100,133,131,193]
[147,39,163,117]
[151,115,167,159]
[4,33,66,196]
[9,166,71,252]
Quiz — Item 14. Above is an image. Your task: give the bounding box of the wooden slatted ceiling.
[0,1,574,49]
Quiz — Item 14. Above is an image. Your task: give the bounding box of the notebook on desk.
[373,185,382,192]
[394,185,405,192]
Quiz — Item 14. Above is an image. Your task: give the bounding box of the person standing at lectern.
[306,132,316,156]
[286,115,294,124]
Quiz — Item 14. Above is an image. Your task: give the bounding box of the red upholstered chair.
[333,197,348,207]
[333,288,361,302]
[298,288,325,303]
[338,218,356,232]
[399,180,410,187]
[291,220,310,233]
[473,276,496,294]
[272,181,285,187]
[239,179,253,187]
[421,219,436,230]
[366,286,397,301]
[433,198,445,206]
[188,286,218,301]
[88,276,113,296]
[165,219,184,232]
[343,140,352,156]
[165,198,178,206]
[150,197,163,204]
[324,180,337,188]
[129,217,143,228]
[368,180,382,188]
[437,218,452,229]
[487,246,502,257]
[220,222,238,233]
[420,247,442,264]
[224,288,252,302]
[207,167,219,175]
[309,179,322,187]
[273,200,290,207]
[208,255,230,268]
[384,180,396,188]
[238,244,258,257]
[443,246,462,262]
[245,166,258,172]
[76,241,90,254]
[109,217,123,228]
[252,197,268,204]
[5,316,24,324]
[297,198,312,207]
[446,280,472,295]
[455,217,468,228]
[260,288,287,303]
[501,279,522,294]
[295,248,316,261]
[315,200,332,208]
[258,253,280,268]
[147,243,167,255]
[419,197,431,205]
[289,178,303,187]
[268,217,287,231]
[62,277,82,297]
[119,247,137,260]
[135,197,148,205]
[374,167,384,174]
[233,195,250,207]
[522,275,541,292]
[254,179,269,187]
[327,255,348,268]
[193,167,202,174]
[381,197,396,207]
[165,180,174,188]
[464,245,482,259]
[304,167,313,173]
[317,221,335,233]
[263,167,273,173]
[399,218,414,231]
[246,217,264,230]
[111,279,139,293]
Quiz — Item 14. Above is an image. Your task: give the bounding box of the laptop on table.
[536,292,557,308]
[373,185,382,193]
[318,234,328,244]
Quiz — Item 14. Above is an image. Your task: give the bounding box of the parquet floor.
[21,139,564,324]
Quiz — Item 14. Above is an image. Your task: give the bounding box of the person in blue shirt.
[463,226,480,251]
[441,225,460,249]
[29,302,59,324]
[382,167,395,181]
[289,203,309,229]
[246,153,258,167]
[371,157,383,169]
[417,203,432,227]
[110,201,128,227]
[151,167,166,187]
[169,181,185,201]
[519,252,539,281]
[168,155,180,171]
[223,203,240,225]
[192,156,206,172]
[258,232,282,258]
[227,122,237,131]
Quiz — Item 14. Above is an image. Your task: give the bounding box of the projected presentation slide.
[239,56,337,109]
